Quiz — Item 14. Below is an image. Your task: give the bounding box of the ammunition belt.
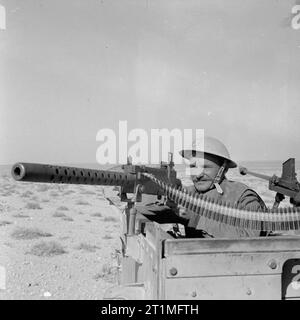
[142,173,300,231]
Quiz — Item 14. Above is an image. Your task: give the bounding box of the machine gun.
[239,158,300,209]
[12,155,300,232]
[11,153,182,235]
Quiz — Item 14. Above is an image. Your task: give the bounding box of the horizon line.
[1,159,299,166]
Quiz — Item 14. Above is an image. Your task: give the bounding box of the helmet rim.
[179,136,237,168]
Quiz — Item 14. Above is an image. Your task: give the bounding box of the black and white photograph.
[1,0,300,302]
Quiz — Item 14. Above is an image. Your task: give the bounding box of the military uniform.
[184,178,267,238]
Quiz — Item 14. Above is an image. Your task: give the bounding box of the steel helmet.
[179,136,237,168]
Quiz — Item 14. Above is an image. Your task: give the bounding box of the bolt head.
[169,267,178,276]
[268,260,277,269]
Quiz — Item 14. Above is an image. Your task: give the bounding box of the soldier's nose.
[194,173,205,181]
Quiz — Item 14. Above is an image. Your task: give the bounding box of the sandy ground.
[0,164,298,299]
[0,170,122,300]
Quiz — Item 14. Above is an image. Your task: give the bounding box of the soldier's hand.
[165,198,178,210]
[177,204,193,220]
[165,199,192,220]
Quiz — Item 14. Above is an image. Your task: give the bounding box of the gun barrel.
[11,162,136,190]
[239,166,272,181]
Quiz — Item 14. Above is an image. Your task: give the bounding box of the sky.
[0,0,300,165]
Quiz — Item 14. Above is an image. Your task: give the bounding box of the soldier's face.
[188,155,222,193]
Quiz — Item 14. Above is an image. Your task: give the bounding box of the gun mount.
[239,158,300,208]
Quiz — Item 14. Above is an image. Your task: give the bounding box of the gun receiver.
[239,158,300,208]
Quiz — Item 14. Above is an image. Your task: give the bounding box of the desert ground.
[0,162,298,299]
[0,166,123,300]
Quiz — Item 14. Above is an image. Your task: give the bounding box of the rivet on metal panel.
[169,268,178,276]
[169,267,178,276]
[268,259,277,270]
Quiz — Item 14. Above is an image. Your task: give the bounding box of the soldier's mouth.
[193,179,209,184]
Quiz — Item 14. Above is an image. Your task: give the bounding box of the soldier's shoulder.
[223,179,264,203]
[226,180,267,209]
[223,179,251,192]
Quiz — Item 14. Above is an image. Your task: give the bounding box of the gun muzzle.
[12,163,26,181]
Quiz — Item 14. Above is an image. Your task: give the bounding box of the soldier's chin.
[193,181,211,193]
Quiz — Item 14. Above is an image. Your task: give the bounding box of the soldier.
[176,136,267,238]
